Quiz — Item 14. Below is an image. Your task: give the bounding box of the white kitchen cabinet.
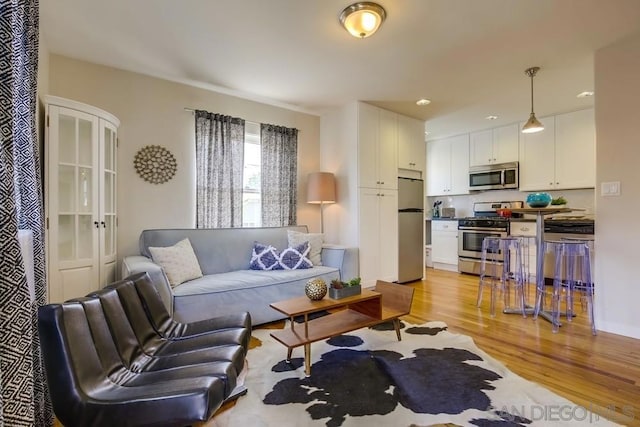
[358,188,398,285]
[431,220,458,271]
[45,96,119,303]
[469,124,519,167]
[554,109,595,190]
[426,134,470,196]
[398,114,426,173]
[358,103,398,190]
[519,109,595,191]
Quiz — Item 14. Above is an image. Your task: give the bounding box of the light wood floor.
[401,268,640,426]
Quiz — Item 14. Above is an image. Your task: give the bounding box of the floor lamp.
[307,172,336,233]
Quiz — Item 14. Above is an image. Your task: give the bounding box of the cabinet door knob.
[94,221,99,229]
[101,221,106,228]
[381,181,384,184]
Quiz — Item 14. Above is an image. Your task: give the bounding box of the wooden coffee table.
[270,289,384,375]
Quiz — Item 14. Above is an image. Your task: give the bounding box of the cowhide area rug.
[209,321,618,427]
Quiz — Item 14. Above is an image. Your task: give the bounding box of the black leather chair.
[75,296,239,395]
[128,272,251,347]
[92,280,248,376]
[38,301,226,427]
[38,274,252,426]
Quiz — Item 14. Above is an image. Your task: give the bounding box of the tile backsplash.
[426,188,595,219]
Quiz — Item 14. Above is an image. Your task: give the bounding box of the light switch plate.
[601,181,621,196]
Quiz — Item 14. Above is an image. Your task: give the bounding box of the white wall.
[594,31,640,339]
[320,102,359,247]
[47,55,322,267]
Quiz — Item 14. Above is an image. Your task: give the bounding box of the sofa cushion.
[278,241,312,270]
[172,266,339,295]
[287,230,323,266]
[249,242,280,271]
[148,238,203,287]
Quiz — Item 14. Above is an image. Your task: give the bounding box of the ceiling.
[40,0,640,140]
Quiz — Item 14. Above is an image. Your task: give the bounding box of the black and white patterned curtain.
[195,110,245,228]
[261,124,298,227]
[0,0,52,425]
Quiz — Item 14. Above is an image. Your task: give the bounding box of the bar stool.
[535,239,595,335]
[477,236,530,317]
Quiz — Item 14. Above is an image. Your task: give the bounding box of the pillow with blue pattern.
[249,242,280,270]
[249,241,313,270]
[278,241,313,270]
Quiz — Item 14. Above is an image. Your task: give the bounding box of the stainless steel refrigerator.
[397,177,424,283]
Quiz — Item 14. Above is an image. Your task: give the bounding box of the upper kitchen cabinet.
[397,114,426,173]
[554,109,595,189]
[519,109,595,191]
[469,124,519,167]
[358,103,398,190]
[426,134,470,196]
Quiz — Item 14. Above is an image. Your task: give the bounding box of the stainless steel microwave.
[468,162,519,191]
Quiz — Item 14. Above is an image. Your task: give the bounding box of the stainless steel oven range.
[457,201,523,275]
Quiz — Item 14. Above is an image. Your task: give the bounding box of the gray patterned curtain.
[195,110,245,228]
[260,124,298,227]
[0,0,53,426]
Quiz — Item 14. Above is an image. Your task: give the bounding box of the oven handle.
[458,227,508,232]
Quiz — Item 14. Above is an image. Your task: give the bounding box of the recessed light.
[577,91,594,98]
[486,115,498,120]
[416,98,431,106]
[424,131,431,136]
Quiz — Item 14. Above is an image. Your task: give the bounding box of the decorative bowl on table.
[305,278,327,301]
[526,192,552,208]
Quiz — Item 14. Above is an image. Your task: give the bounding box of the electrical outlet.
[601,181,621,196]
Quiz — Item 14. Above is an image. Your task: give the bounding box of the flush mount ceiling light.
[522,66,544,134]
[486,115,498,120]
[416,98,431,106]
[340,2,386,39]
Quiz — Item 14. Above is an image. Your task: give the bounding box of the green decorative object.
[329,277,362,299]
[305,278,327,301]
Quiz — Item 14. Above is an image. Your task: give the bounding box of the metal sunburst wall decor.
[133,145,178,184]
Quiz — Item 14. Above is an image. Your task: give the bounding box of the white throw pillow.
[148,238,203,287]
[287,230,323,266]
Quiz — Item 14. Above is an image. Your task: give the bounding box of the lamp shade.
[307,172,336,204]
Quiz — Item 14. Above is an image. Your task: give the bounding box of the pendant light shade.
[522,66,544,134]
[340,2,386,39]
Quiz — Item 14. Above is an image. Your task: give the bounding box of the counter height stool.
[536,239,595,335]
[477,236,530,317]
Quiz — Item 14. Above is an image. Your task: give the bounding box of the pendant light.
[522,66,544,134]
[340,2,386,39]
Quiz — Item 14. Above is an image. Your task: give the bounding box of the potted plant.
[550,196,568,208]
[329,277,362,299]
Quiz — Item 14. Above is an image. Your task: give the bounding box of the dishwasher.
[543,219,595,282]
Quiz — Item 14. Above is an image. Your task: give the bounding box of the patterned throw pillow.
[148,238,203,287]
[278,241,313,270]
[249,242,280,270]
[287,230,323,266]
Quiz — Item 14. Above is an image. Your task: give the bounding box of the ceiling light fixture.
[486,115,498,120]
[522,66,544,134]
[416,98,431,106]
[340,2,386,39]
[577,91,594,98]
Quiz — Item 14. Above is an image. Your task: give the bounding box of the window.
[242,123,261,227]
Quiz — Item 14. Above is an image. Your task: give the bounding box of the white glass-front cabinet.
[45,96,120,303]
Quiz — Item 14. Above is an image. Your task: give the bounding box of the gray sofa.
[122,226,358,325]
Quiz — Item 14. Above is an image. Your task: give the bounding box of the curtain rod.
[184,108,298,132]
